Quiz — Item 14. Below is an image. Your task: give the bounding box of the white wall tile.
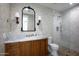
[62,5,79,51]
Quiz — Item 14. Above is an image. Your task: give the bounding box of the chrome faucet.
[26,33,38,37]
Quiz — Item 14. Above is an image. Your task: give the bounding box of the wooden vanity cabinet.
[5,42,20,56]
[5,38,48,56]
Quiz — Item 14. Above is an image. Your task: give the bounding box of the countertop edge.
[4,37,48,44]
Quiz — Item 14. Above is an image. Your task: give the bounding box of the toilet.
[48,36,59,56]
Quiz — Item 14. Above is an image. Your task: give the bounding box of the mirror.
[21,6,36,32]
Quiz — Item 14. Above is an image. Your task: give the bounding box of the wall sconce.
[15,12,20,24]
[37,16,41,25]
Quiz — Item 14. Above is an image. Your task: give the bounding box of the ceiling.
[39,3,77,13]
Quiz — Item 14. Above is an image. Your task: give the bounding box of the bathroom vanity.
[5,38,48,56]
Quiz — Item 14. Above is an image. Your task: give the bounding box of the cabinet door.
[18,41,32,56]
[31,40,41,56]
[5,42,19,56]
[40,39,48,56]
[45,39,48,55]
[31,39,48,56]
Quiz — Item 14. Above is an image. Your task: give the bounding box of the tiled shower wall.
[60,5,79,52]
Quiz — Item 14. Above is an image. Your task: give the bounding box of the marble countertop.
[4,36,48,44]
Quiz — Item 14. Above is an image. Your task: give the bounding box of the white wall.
[61,5,79,51]
[9,3,57,38]
[0,4,10,33]
[0,3,10,55]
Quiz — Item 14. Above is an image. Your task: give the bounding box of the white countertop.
[4,36,48,44]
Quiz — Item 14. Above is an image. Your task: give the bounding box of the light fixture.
[25,8,29,11]
[15,12,20,24]
[37,16,42,25]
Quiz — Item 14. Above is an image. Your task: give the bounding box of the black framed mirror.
[21,6,36,32]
